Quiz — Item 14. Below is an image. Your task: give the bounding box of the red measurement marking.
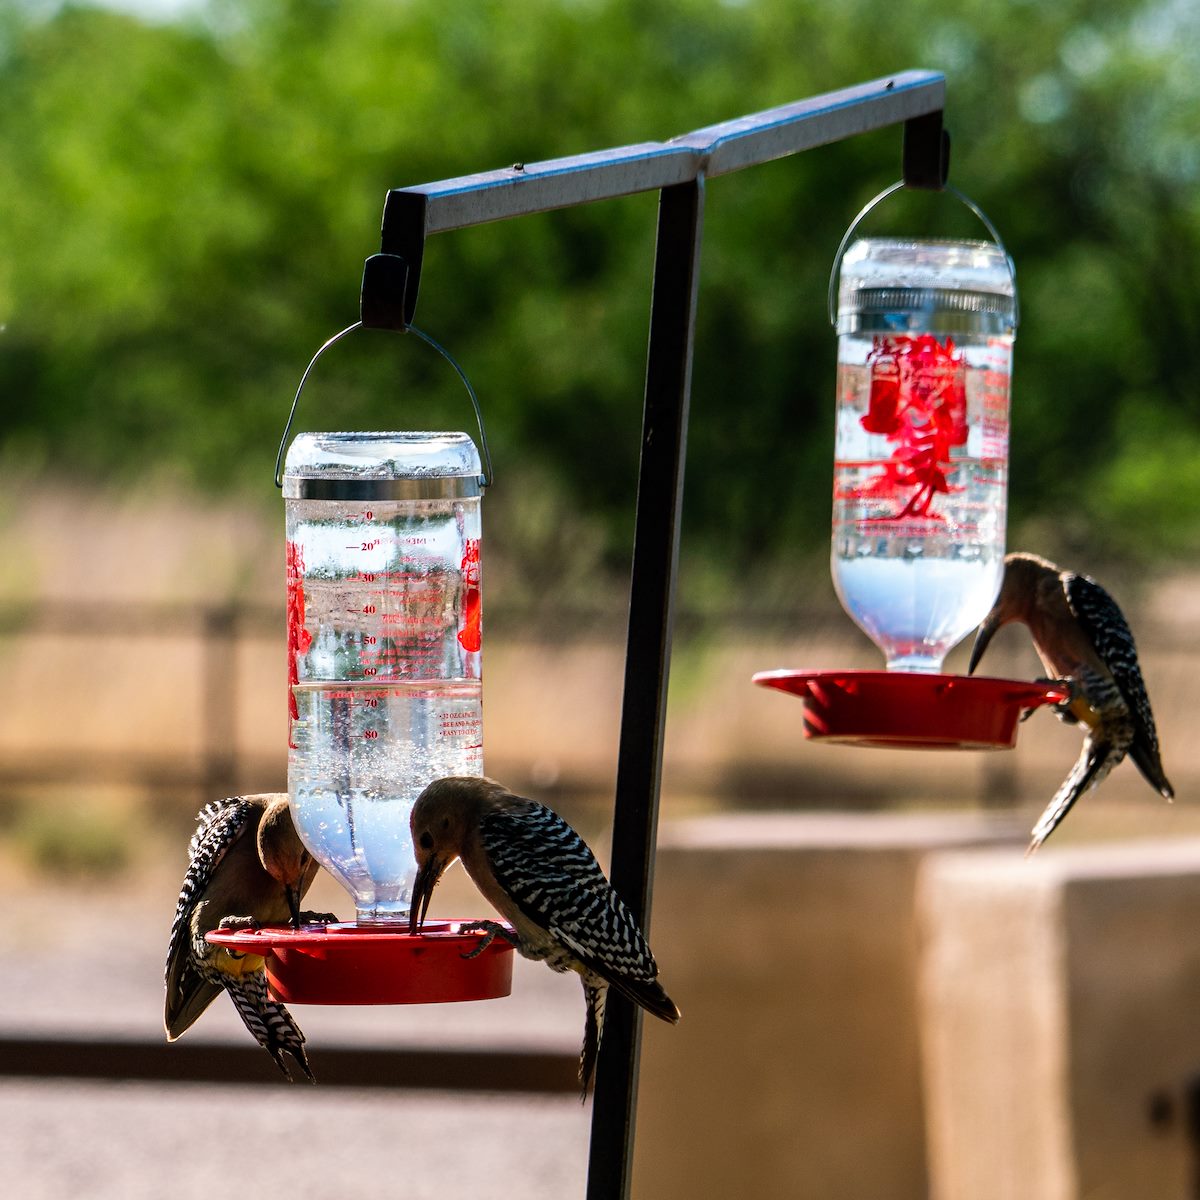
[457,538,482,653]
[841,334,968,520]
[285,540,313,732]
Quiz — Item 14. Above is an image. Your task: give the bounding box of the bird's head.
[257,795,315,930]
[968,551,1061,675]
[409,775,506,934]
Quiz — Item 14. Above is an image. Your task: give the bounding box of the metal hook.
[273,322,495,490]
[827,181,1019,328]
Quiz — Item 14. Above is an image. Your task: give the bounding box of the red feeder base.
[205,919,514,1005]
[752,669,1069,750]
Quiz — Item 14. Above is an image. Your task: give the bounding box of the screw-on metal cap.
[836,238,1017,336]
[282,431,484,500]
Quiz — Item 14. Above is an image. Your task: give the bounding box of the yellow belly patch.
[215,949,265,978]
[1067,694,1102,730]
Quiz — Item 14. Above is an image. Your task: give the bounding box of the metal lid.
[837,238,1017,336]
[282,431,483,500]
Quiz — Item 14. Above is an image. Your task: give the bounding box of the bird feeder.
[209,321,512,1004]
[755,184,1068,746]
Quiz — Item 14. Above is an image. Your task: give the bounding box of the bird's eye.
[419,831,434,851]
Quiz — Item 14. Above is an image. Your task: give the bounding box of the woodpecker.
[409,776,680,1094]
[165,793,323,1082]
[969,552,1173,852]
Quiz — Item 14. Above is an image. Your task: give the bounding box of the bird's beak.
[409,856,443,935]
[967,615,1000,676]
[286,884,303,931]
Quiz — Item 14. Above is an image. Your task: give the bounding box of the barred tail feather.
[579,980,606,1100]
[227,974,315,1083]
[1028,739,1119,855]
[262,1003,315,1084]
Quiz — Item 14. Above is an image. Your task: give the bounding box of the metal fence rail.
[0,1035,577,1093]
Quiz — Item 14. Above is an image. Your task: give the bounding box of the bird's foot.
[217,915,261,932]
[458,920,520,959]
[297,911,340,926]
[1041,677,1081,725]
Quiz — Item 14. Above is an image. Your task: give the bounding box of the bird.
[409,776,680,1095]
[968,552,1173,852]
[165,793,324,1082]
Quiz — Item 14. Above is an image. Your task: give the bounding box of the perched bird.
[969,552,1173,852]
[165,793,322,1082]
[409,776,680,1094]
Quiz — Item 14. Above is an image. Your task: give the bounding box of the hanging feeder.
[206,311,511,1003]
[206,920,512,1005]
[755,183,1061,747]
[752,669,1068,750]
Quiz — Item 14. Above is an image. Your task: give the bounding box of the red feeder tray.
[752,669,1069,750]
[205,919,514,1005]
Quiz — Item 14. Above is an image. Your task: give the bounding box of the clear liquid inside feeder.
[283,431,484,924]
[831,238,1016,673]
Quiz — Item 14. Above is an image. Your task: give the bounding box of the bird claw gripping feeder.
[208,310,513,1004]
[755,183,1067,746]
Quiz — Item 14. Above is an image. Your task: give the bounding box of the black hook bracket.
[359,188,430,328]
[902,110,950,190]
[360,252,411,330]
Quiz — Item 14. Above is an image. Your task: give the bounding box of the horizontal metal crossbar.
[382,71,943,237]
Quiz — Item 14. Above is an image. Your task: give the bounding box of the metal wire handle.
[827,180,1019,328]
[273,321,495,489]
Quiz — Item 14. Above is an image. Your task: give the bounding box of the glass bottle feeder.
[283,429,484,925]
[755,185,1068,747]
[209,322,512,1003]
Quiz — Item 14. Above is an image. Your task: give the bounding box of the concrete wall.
[919,841,1200,1200]
[632,811,1021,1200]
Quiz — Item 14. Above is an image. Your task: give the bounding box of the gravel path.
[0,1078,590,1199]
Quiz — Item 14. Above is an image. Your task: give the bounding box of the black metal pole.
[586,177,705,1200]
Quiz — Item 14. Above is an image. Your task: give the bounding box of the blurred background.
[0,0,1198,1197]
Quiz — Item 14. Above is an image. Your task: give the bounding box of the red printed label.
[457,538,482,653]
[286,540,313,724]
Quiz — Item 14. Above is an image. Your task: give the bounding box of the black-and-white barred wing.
[165,797,254,984]
[1065,573,1160,748]
[480,802,658,987]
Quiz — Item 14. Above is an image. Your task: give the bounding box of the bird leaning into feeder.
[968,552,1173,852]
[165,793,325,1081]
[409,776,680,1095]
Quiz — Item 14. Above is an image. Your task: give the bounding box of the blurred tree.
[0,0,1196,601]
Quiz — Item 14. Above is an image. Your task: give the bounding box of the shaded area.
[0,1034,578,1092]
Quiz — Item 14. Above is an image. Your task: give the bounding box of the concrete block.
[919,840,1200,1200]
[633,811,1020,1200]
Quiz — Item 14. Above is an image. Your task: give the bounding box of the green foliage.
[1,0,1198,580]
